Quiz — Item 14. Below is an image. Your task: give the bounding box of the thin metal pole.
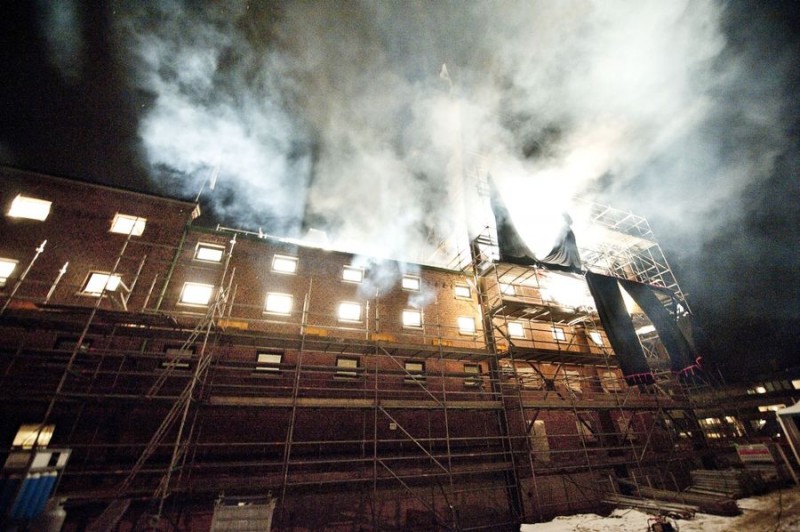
[1,240,46,315]
[44,261,68,304]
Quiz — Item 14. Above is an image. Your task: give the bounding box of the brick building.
[1,167,797,530]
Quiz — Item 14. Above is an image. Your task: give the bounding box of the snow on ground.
[521,486,800,531]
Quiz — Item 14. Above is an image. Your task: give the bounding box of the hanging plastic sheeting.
[618,279,699,375]
[586,272,654,385]
[488,176,582,272]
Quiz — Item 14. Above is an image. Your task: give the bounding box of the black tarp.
[488,176,582,272]
[619,280,698,373]
[586,272,654,385]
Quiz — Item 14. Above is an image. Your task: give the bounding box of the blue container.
[9,475,36,520]
[29,472,57,519]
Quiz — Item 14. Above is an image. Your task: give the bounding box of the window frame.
[110,213,146,236]
[81,272,122,296]
[342,265,364,283]
[337,301,363,323]
[272,254,298,275]
[507,321,525,339]
[7,194,52,221]
[401,275,421,291]
[588,331,603,346]
[194,243,225,263]
[178,282,215,306]
[335,356,361,379]
[454,284,471,299]
[264,292,294,316]
[551,327,566,342]
[0,258,18,288]
[403,360,426,384]
[464,363,482,387]
[255,351,283,374]
[161,346,193,371]
[402,309,423,329]
[457,316,476,335]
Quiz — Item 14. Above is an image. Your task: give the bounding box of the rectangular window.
[793,379,800,390]
[401,275,420,291]
[576,417,597,442]
[588,331,603,346]
[265,292,293,315]
[464,363,482,387]
[8,194,51,221]
[500,283,516,296]
[757,404,786,412]
[529,420,551,462]
[12,424,55,449]
[255,351,283,373]
[179,282,214,306]
[551,327,566,341]
[0,258,18,288]
[457,316,476,335]
[516,366,545,389]
[110,213,146,236]
[615,415,637,441]
[454,284,471,299]
[335,356,360,379]
[404,361,425,384]
[508,321,525,338]
[562,369,582,393]
[599,370,623,392]
[338,302,362,322]
[342,265,364,283]
[161,347,192,370]
[194,243,224,262]
[272,255,298,274]
[82,272,122,295]
[402,309,422,328]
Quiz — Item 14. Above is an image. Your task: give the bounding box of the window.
[516,366,545,389]
[561,369,582,393]
[272,255,298,274]
[110,214,146,236]
[179,282,214,306]
[404,361,425,384]
[576,417,597,442]
[55,337,92,353]
[255,351,282,373]
[401,275,420,291]
[12,424,55,449]
[599,370,623,392]
[338,302,362,322]
[793,379,800,390]
[757,404,786,413]
[454,284,471,299]
[457,316,476,335]
[7,194,51,221]
[508,321,525,339]
[161,347,192,370]
[529,420,550,462]
[588,331,603,346]
[0,258,17,288]
[615,415,637,441]
[464,363,482,387]
[195,243,224,262]
[342,265,364,283]
[82,272,121,295]
[402,309,422,328]
[500,283,516,296]
[265,292,293,315]
[335,356,360,379]
[551,327,566,341]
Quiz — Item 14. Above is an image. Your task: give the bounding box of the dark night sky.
[1,1,798,381]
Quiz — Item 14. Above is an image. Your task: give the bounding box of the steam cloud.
[101,1,793,282]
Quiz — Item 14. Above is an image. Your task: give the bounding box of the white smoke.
[110,0,792,274]
[38,0,85,82]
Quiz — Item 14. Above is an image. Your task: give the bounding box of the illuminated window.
[747,385,767,395]
[508,321,525,338]
[110,214,146,236]
[265,292,293,315]
[195,243,224,262]
[404,361,425,384]
[7,194,51,221]
[82,272,121,295]
[551,327,566,341]
[342,265,364,283]
[758,404,786,413]
[588,331,603,346]
[402,309,422,328]
[272,255,298,274]
[454,284,471,298]
[179,282,214,306]
[457,316,476,335]
[338,301,362,322]
[793,379,800,390]
[335,356,360,379]
[401,275,420,291]
[500,283,516,296]
[0,258,17,287]
[255,351,283,373]
[464,363,482,387]
[12,424,55,449]
[161,347,192,370]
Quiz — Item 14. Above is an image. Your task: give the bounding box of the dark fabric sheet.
[586,272,654,385]
[488,176,538,265]
[539,216,582,273]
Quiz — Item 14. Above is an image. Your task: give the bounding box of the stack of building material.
[688,469,766,498]
[602,493,698,520]
[636,485,740,516]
